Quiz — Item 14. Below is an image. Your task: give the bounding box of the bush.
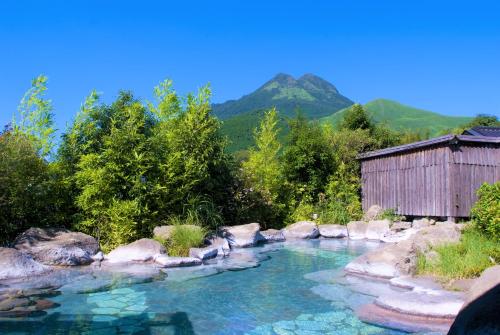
[417,228,500,280]
[287,200,316,224]
[470,182,500,240]
[156,219,206,257]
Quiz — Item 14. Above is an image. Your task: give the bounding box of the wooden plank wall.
[361,142,500,218]
[449,143,500,217]
[361,145,450,217]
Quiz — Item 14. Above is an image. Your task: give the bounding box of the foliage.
[156,222,206,257]
[0,132,53,245]
[377,208,403,222]
[417,227,500,280]
[339,103,373,131]
[288,199,315,224]
[463,114,499,128]
[14,75,55,159]
[470,182,500,240]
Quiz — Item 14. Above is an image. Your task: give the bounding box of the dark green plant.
[470,182,500,240]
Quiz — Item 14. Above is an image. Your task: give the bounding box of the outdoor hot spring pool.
[0,239,410,335]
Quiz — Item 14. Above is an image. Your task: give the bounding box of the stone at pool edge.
[260,229,286,242]
[318,224,348,238]
[220,222,262,247]
[0,247,50,280]
[155,255,202,268]
[106,238,166,263]
[189,245,218,260]
[13,227,99,266]
[282,221,319,239]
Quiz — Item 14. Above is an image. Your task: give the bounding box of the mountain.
[213,73,354,120]
[320,99,473,136]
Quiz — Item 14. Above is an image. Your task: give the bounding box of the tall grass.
[155,214,207,257]
[417,228,500,280]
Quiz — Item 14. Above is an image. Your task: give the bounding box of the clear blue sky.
[1,0,499,135]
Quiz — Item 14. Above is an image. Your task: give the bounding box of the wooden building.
[358,134,500,221]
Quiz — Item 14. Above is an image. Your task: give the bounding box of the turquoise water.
[0,239,407,334]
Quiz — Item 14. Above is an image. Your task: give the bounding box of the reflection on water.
[0,239,406,334]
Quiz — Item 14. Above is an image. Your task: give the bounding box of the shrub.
[157,219,206,257]
[417,228,500,280]
[377,208,404,222]
[470,182,500,240]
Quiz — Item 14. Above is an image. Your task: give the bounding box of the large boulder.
[220,223,262,247]
[411,224,461,253]
[347,221,367,240]
[345,239,417,279]
[14,228,99,266]
[365,220,391,240]
[283,221,319,239]
[448,266,500,335]
[106,238,166,263]
[318,224,348,238]
[259,229,285,243]
[206,236,231,257]
[0,248,50,280]
[362,205,383,221]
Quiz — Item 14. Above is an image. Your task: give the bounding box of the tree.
[14,75,55,159]
[465,114,500,128]
[242,107,283,202]
[339,103,373,131]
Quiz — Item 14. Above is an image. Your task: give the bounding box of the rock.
[0,248,50,280]
[154,255,202,268]
[153,225,174,240]
[35,299,58,311]
[424,250,440,264]
[259,229,285,242]
[347,221,367,240]
[283,221,319,240]
[345,239,417,279]
[374,290,464,318]
[91,251,104,262]
[14,228,99,266]
[365,220,391,240]
[391,221,412,232]
[220,223,262,247]
[206,236,230,257]
[412,218,435,229]
[318,224,348,238]
[380,228,418,243]
[106,238,166,263]
[362,205,383,221]
[0,297,31,311]
[448,266,500,335]
[412,224,461,253]
[189,246,218,260]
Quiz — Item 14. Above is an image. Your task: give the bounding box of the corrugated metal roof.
[357,134,500,160]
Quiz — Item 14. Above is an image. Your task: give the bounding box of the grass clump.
[155,213,207,257]
[417,228,500,280]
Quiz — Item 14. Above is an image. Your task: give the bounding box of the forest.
[1,76,498,253]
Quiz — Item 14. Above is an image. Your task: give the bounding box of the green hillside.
[213,73,354,120]
[320,99,473,136]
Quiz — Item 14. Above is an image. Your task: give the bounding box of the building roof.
[358,134,500,160]
[462,126,500,137]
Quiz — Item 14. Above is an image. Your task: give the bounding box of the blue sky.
[1,0,499,135]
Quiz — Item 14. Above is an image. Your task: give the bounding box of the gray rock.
[391,221,412,231]
[189,246,218,260]
[206,236,230,257]
[0,248,50,280]
[412,224,461,253]
[260,229,285,242]
[318,224,348,238]
[91,251,104,262]
[283,221,319,239]
[106,238,166,263]
[380,228,419,243]
[365,220,391,240]
[14,228,99,266]
[464,265,500,307]
[153,225,175,240]
[220,223,262,247]
[347,221,367,240]
[154,255,202,268]
[363,205,383,221]
[412,218,435,229]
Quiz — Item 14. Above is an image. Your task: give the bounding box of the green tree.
[14,75,55,159]
[465,114,500,128]
[242,108,283,202]
[339,103,373,131]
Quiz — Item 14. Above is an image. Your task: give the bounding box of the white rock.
[206,236,230,257]
[391,221,412,231]
[189,246,218,260]
[380,228,418,243]
[0,247,50,280]
[412,218,435,229]
[318,224,348,238]
[365,220,391,240]
[260,229,285,242]
[347,221,367,240]
[220,223,262,247]
[154,255,202,268]
[91,251,104,262]
[106,238,166,263]
[283,221,319,239]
